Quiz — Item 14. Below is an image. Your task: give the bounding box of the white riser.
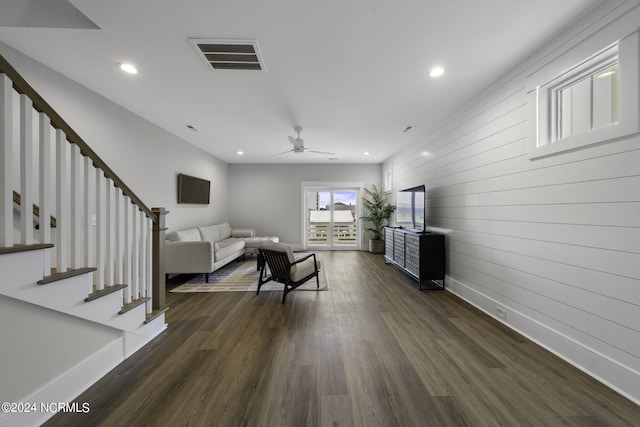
[70,291,149,333]
[8,273,93,310]
[0,249,47,290]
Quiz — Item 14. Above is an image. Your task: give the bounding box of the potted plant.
[361,185,396,253]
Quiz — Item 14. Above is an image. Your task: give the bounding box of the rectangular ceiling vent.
[190,39,265,71]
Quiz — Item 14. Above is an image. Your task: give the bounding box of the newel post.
[152,207,169,310]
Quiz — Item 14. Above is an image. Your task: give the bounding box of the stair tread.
[38,267,96,285]
[119,297,151,314]
[85,284,127,302]
[145,307,169,324]
[0,243,54,255]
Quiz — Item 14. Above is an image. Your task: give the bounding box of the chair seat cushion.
[291,257,321,282]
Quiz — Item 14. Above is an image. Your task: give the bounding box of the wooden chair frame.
[258,248,320,303]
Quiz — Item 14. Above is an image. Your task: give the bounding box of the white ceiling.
[0,0,601,164]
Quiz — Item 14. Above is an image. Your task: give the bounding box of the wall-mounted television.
[177,173,210,204]
[396,185,426,231]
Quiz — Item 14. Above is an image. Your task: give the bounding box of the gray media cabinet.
[384,227,445,290]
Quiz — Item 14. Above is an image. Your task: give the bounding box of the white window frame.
[528,30,639,159]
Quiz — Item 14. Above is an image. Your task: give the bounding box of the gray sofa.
[165,222,278,282]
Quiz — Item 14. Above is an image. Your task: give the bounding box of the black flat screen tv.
[396,185,425,231]
[177,173,210,204]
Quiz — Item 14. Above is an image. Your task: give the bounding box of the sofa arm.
[165,240,214,274]
[231,228,255,238]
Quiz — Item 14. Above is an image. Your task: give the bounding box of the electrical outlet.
[91,215,96,226]
[496,307,507,320]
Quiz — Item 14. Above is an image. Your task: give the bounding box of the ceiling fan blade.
[288,135,304,148]
[304,148,335,155]
[271,148,295,156]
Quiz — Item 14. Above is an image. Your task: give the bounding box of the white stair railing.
[0,54,167,316]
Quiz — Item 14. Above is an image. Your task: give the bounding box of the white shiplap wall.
[384,1,640,403]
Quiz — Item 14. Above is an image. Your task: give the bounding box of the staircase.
[0,55,168,426]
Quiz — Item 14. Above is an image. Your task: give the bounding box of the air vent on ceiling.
[190,39,265,71]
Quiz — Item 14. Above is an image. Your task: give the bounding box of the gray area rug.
[170,257,328,293]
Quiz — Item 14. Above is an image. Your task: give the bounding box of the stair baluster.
[38,113,52,275]
[131,200,139,300]
[114,187,122,285]
[123,194,132,304]
[0,75,11,247]
[95,167,104,290]
[105,177,113,287]
[83,155,91,267]
[55,129,68,273]
[70,143,82,269]
[19,94,34,245]
[146,216,153,313]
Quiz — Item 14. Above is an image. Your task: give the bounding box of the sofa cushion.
[215,239,245,260]
[243,236,279,248]
[173,228,201,242]
[199,224,221,243]
[219,222,232,240]
[231,228,255,238]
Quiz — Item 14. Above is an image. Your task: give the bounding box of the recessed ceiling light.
[186,124,199,132]
[329,157,339,161]
[118,62,138,74]
[403,125,413,133]
[237,150,244,155]
[363,151,371,156]
[421,151,430,157]
[429,66,445,78]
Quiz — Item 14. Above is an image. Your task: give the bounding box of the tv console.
[384,227,445,290]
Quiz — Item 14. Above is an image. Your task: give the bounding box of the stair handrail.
[0,53,155,222]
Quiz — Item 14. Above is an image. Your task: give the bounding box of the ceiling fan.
[273,126,335,156]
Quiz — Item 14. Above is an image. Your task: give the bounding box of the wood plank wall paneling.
[385,3,640,401]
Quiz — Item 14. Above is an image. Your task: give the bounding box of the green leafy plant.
[361,185,396,240]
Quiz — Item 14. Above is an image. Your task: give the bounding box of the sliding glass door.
[303,186,360,250]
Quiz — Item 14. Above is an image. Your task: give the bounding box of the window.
[528,30,638,159]
[557,58,619,140]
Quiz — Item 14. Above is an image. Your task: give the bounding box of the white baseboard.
[0,338,124,427]
[445,275,640,406]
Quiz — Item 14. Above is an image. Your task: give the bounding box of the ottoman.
[243,236,279,270]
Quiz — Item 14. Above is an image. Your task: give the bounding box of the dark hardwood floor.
[45,251,640,426]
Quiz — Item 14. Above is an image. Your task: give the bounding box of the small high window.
[557,60,619,140]
[528,31,638,159]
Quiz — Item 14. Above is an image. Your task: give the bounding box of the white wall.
[384,1,640,404]
[228,163,381,246]
[0,41,229,232]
